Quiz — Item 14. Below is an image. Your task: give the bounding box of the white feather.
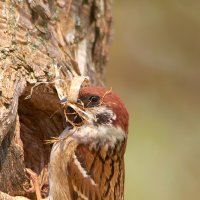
[73,154,96,185]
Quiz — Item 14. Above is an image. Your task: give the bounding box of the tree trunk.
[0,0,112,199]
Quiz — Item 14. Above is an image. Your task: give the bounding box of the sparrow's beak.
[66,102,96,124]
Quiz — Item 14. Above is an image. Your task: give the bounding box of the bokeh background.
[106,1,200,200]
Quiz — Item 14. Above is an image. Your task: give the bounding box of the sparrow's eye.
[89,95,100,103]
[78,95,100,108]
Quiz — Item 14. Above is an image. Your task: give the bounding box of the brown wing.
[99,143,125,200]
[67,144,101,200]
[67,142,126,200]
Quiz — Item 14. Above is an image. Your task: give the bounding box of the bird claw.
[23,184,35,193]
[24,168,42,200]
[25,168,39,181]
[23,168,36,193]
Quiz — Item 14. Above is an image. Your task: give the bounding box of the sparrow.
[48,86,129,200]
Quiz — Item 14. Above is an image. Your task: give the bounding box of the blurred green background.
[106,1,200,200]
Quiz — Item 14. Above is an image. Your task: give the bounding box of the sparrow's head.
[65,86,129,134]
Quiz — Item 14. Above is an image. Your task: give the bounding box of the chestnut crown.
[78,86,129,133]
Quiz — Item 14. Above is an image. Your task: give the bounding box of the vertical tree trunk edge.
[0,0,112,199]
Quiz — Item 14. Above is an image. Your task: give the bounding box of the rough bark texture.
[0,0,112,199]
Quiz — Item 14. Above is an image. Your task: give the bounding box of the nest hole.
[18,85,65,198]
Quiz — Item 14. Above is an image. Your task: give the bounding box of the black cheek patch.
[95,113,112,125]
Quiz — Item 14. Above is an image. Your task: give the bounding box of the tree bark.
[0,0,112,199]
